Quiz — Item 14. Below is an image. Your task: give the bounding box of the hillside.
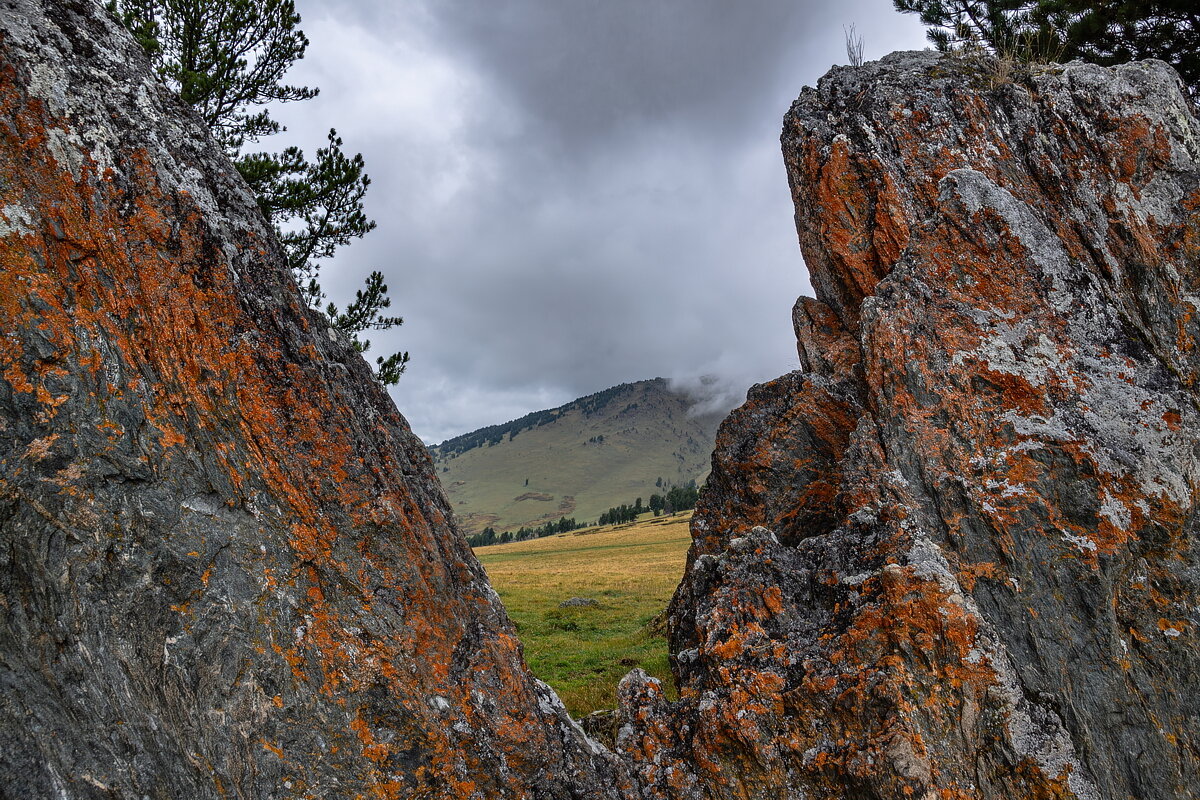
[431,378,723,534]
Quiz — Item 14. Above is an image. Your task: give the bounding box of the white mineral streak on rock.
[0,203,34,236]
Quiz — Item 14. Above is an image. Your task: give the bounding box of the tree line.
[652,484,700,516]
[467,481,703,547]
[466,517,584,548]
[598,482,700,526]
[431,379,666,459]
[432,406,565,459]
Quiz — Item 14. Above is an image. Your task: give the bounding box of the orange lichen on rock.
[617,51,1200,800]
[0,2,631,798]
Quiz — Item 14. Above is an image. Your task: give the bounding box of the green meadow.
[474,512,693,717]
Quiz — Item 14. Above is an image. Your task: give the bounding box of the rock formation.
[620,52,1200,799]
[0,1,629,797]
[3,0,1199,797]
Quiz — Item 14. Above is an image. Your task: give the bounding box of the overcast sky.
[268,0,929,443]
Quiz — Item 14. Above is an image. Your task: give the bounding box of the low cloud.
[669,374,751,420]
[271,0,928,442]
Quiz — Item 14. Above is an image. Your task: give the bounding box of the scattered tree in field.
[602,483,699,525]
[650,482,700,516]
[108,0,409,381]
[599,504,639,526]
[465,486,703,545]
[649,494,664,516]
[664,483,700,514]
[470,527,498,547]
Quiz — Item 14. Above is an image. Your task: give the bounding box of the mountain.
[430,378,724,534]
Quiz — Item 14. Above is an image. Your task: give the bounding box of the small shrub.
[844,23,865,68]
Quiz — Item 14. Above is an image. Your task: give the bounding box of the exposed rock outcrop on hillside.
[622,53,1200,799]
[0,2,629,797]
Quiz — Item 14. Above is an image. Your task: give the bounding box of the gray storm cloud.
[266,0,928,442]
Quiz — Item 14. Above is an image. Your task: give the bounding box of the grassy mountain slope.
[431,378,722,534]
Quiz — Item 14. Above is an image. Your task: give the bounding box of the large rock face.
[0,1,629,797]
[620,53,1200,799]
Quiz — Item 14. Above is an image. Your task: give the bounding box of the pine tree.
[894,0,1198,97]
[892,0,1036,53]
[649,494,664,516]
[1036,1,1198,96]
[327,271,410,381]
[108,0,410,382]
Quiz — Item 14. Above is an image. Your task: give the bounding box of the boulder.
[0,1,629,797]
[623,52,1200,800]
[4,3,1199,796]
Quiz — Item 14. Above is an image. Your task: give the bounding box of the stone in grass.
[559,597,599,608]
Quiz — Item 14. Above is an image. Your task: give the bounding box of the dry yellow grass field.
[475,511,693,717]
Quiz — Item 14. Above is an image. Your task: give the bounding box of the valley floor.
[474,512,692,717]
